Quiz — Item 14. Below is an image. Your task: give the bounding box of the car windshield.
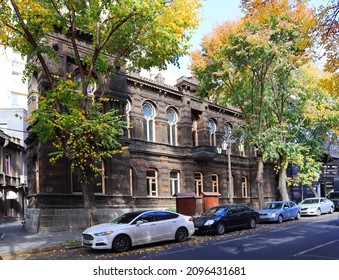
[300,199,319,205]
[203,207,226,216]
[110,212,144,224]
[263,203,283,210]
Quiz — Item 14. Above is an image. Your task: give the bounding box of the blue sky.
[145,0,326,85]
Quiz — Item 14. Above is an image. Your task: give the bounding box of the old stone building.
[24,32,276,232]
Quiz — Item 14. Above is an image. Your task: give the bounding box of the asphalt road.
[10,213,339,260]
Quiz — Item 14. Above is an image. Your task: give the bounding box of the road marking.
[212,234,260,245]
[294,239,339,257]
[141,246,202,259]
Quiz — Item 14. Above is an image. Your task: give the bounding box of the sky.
[143,0,327,86]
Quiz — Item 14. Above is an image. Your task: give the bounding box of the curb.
[1,242,83,260]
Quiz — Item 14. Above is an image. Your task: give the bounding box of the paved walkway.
[0,221,83,259]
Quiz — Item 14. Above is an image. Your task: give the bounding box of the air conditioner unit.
[20,175,27,185]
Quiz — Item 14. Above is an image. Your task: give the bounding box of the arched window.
[208,119,217,146]
[73,73,97,95]
[166,108,178,145]
[142,102,156,142]
[224,123,232,136]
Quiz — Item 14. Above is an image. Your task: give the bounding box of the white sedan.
[299,197,334,216]
[82,210,195,252]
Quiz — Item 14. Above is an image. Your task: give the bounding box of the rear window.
[154,211,179,221]
[328,193,339,199]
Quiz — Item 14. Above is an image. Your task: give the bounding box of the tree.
[0,0,202,226]
[190,0,315,207]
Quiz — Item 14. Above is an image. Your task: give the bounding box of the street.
[9,212,339,260]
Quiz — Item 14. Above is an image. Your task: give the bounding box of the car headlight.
[204,220,215,226]
[268,213,276,217]
[94,231,113,236]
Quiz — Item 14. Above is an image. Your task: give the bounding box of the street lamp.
[217,134,237,204]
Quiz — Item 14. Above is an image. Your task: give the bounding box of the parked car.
[259,201,301,223]
[82,210,195,252]
[193,205,259,235]
[327,191,339,211]
[299,197,335,216]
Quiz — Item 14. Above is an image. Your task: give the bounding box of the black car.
[328,191,339,211]
[193,205,259,235]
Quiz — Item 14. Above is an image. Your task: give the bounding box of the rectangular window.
[212,174,219,193]
[195,172,203,195]
[168,125,177,146]
[72,162,104,194]
[170,171,180,196]
[146,169,158,197]
[5,154,11,175]
[241,176,248,197]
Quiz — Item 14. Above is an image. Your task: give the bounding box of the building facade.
[0,129,26,220]
[24,32,277,232]
[0,46,28,222]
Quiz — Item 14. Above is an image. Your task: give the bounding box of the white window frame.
[146,169,158,197]
[170,170,180,196]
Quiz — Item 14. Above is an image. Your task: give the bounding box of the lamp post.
[217,134,237,205]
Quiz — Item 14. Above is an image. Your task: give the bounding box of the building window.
[126,100,131,138]
[142,102,156,142]
[146,169,158,197]
[72,161,104,194]
[208,119,217,146]
[224,123,232,136]
[195,172,203,195]
[166,108,178,146]
[241,176,248,197]
[212,174,219,193]
[170,171,180,196]
[192,115,198,146]
[73,73,97,95]
[5,154,11,175]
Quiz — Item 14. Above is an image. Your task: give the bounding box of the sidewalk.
[0,221,83,259]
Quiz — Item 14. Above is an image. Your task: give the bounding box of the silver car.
[299,197,334,216]
[259,201,301,223]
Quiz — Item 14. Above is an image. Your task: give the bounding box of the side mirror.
[136,220,144,226]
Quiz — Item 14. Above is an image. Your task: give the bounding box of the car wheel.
[112,234,131,253]
[215,222,226,235]
[316,208,321,216]
[295,212,301,220]
[248,217,256,229]
[175,227,188,242]
[277,215,283,223]
[329,206,334,214]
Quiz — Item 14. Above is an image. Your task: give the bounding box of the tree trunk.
[278,160,290,201]
[82,181,98,227]
[256,155,265,209]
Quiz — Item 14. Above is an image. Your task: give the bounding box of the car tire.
[112,234,131,253]
[316,208,322,216]
[295,212,301,220]
[329,206,334,214]
[215,222,226,235]
[277,215,283,223]
[248,217,256,229]
[175,227,188,242]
